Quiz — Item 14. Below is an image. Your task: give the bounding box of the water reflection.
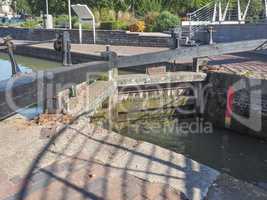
[92,108,267,187]
[0,53,61,119]
[0,52,61,81]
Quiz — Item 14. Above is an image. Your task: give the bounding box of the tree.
[12,0,31,14]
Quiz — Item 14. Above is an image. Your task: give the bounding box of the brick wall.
[191,23,267,44]
[205,72,267,138]
[0,27,174,47]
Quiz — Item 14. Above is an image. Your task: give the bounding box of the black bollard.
[54,31,72,66]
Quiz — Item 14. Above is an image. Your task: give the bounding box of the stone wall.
[192,23,267,44]
[0,27,174,47]
[205,72,267,138]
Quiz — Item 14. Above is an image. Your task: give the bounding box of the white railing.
[182,0,267,41]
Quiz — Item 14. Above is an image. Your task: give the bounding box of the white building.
[0,0,13,17]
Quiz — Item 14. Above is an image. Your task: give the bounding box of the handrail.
[187,1,214,16]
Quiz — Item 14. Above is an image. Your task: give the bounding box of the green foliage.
[73,22,93,30]
[15,0,32,14]
[13,0,265,31]
[54,15,69,28]
[144,11,160,31]
[153,11,180,32]
[100,8,116,21]
[20,19,41,28]
[54,15,79,28]
[246,0,264,23]
[137,0,163,15]
[100,20,127,30]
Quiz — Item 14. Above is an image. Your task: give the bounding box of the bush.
[92,9,101,23]
[20,19,41,28]
[100,20,127,30]
[100,8,116,21]
[73,22,92,30]
[153,11,180,32]
[144,11,160,32]
[54,15,68,28]
[54,15,79,28]
[117,11,136,24]
[129,21,145,32]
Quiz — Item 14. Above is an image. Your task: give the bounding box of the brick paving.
[208,52,267,78]
[1,158,187,200]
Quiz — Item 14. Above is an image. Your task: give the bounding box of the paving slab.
[0,114,220,200]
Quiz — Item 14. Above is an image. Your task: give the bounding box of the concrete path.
[28,42,168,57]
[0,114,219,200]
[1,114,267,200]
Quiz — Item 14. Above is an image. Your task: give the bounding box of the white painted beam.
[242,0,251,21]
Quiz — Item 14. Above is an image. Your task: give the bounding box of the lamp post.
[68,0,72,29]
[45,0,49,16]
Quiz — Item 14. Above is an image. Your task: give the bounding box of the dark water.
[0,52,61,81]
[92,107,267,188]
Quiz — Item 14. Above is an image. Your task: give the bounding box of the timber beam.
[116,39,267,68]
[0,61,109,120]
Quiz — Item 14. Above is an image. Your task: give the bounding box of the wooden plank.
[0,61,109,120]
[116,39,267,68]
[117,72,207,87]
[1,38,267,119]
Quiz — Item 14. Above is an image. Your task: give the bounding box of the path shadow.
[5,108,218,200]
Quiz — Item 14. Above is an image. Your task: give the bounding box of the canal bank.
[0,113,267,200]
[0,37,265,199]
[91,95,267,187]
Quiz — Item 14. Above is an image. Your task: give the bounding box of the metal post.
[189,14,192,39]
[8,46,20,76]
[79,21,82,44]
[92,16,96,44]
[2,37,21,76]
[45,0,49,16]
[208,26,214,45]
[62,31,72,66]
[68,0,72,29]
[265,0,267,19]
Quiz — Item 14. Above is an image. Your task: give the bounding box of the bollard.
[207,26,215,45]
[54,31,72,66]
[171,27,182,49]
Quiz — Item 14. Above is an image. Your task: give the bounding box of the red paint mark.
[225,86,235,127]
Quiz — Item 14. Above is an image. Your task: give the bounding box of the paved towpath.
[0,112,219,200]
[206,52,267,78]
[1,111,267,200]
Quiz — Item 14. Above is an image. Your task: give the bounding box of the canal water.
[92,104,267,189]
[0,53,61,118]
[0,52,61,81]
